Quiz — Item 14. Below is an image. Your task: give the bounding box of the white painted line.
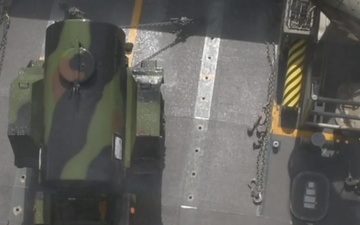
[194,37,221,120]
[194,0,225,120]
[181,205,198,209]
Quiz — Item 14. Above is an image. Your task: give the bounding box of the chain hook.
[248,178,257,191]
[248,178,263,204]
[253,192,263,204]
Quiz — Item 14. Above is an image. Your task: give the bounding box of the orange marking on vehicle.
[130,207,136,214]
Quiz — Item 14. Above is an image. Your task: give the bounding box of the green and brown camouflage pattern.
[8,60,44,168]
[42,19,128,184]
[8,18,164,183]
[7,17,164,225]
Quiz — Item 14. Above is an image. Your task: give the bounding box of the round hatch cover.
[59,47,95,83]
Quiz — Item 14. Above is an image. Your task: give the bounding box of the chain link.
[59,2,194,30]
[120,21,173,29]
[0,2,10,78]
[119,17,194,31]
[250,42,277,204]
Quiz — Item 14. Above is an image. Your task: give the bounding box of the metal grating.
[286,0,314,31]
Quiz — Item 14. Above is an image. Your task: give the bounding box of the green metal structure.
[7,17,164,225]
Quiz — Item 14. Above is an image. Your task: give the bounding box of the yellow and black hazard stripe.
[282,39,307,108]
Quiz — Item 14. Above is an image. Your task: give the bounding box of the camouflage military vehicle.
[7,15,165,225]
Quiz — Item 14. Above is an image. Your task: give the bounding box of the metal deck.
[0,0,359,225]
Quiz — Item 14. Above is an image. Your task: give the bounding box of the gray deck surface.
[0,0,359,225]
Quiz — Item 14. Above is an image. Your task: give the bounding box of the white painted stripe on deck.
[193,37,221,120]
[274,44,278,64]
[39,0,64,60]
[181,205,198,210]
[193,0,225,120]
